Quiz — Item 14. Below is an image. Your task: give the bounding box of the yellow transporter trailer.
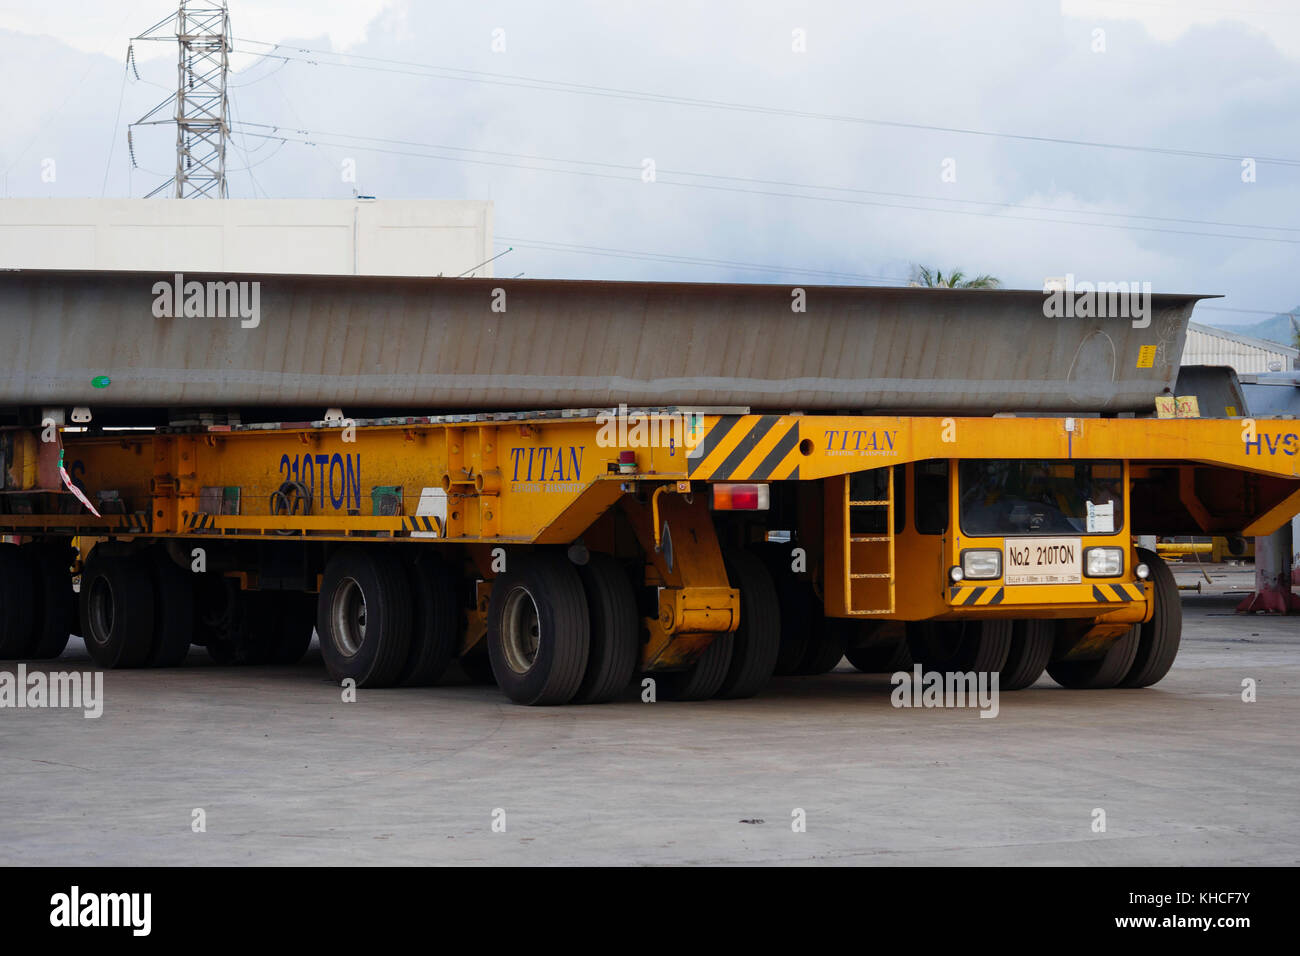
[1,409,1298,704]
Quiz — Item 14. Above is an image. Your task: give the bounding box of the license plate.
[1004,537,1081,585]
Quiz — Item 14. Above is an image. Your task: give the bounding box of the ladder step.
[849,572,891,579]
[850,535,891,542]
[848,500,891,507]
[845,609,895,616]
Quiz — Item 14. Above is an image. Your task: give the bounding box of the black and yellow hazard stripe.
[186,512,216,532]
[947,585,1005,606]
[113,513,151,533]
[688,415,801,481]
[1092,582,1144,602]
[402,515,441,535]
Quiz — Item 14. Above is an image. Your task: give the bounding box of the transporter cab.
[1,409,1298,705]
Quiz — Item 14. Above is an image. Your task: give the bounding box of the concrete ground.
[1,562,1295,866]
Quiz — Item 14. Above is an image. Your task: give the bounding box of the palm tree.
[909,266,1001,289]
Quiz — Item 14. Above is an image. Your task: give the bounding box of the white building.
[0,198,494,277]
[1181,321,1297,374]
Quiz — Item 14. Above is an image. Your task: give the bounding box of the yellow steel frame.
[13,413,1295,543]
[2,411,1297,636]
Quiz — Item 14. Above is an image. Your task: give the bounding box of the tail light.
[711,483,770,511]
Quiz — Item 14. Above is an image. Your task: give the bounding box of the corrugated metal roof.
[1182,322,1296,374]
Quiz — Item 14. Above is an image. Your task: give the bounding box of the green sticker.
[91,375,111,389]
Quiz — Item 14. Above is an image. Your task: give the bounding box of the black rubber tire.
[0,545,37,659]
[250,591,316,665]
[79,552,156,669]
[655,632,734,701]
[1120,549,1183,688]
[458,647,496,684]
[1048,623,1141,689]
[193,576,250,665]
[999,619,1054,690]
[573,554,640,704]
[317,547,412,687]
[844,637,913,673]
[795,611,845,675]
[398,557,460,686]
[715,550,781,699]
[907,618,1012,673]
[760,549,811,676]
[206,636,239,665]
[27,544,74,660]
[146,551,194,667]
[487,553,590,705]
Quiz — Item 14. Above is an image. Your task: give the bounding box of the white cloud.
[0,0,395,61]
[1061,0,1300,58]
[1,0,1296,321]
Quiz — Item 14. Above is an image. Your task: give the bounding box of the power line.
[232,120,1300,235]
[458,246,514,277]
[231,126,1300,245]
[231,38,1300,167]
[101,51,131,197]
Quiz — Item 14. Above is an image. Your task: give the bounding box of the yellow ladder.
[844,466,896,616]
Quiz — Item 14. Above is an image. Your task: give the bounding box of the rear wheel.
[760,549,811,676]
[317,547,412,687]
[715,550,781,699]
[999,619,1053,690]
[246,591,316,665]
[0,544,36,659]
[793,600,844,675]
[655,633,733,701]
[194,576,250,665]
[27,544,75,660]
[458,647,496,684]
[80,552,155,669]
[1048,623,1141,689]
[1120,549,1182,688]
[573,554,639,704]
[399,557,459,686]
[908,619,1012,674]
[146,550,194,667]
[486,553,590,705]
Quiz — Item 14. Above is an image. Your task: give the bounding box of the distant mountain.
[1205,307,1300,348]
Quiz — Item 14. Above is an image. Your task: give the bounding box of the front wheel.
[1047,624,1140,689]
[999,619,1053,690]
[1119,549,1181,688]
[844,635,912,673]
[908,619,1011,674]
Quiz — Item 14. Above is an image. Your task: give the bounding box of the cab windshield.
[958,460,1123,536]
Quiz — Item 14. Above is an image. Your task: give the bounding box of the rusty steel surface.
[0,270,1200,413]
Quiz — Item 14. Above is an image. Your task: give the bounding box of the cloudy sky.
[1,0,1297,324]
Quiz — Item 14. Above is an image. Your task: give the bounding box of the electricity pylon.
[131,2,232,198]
